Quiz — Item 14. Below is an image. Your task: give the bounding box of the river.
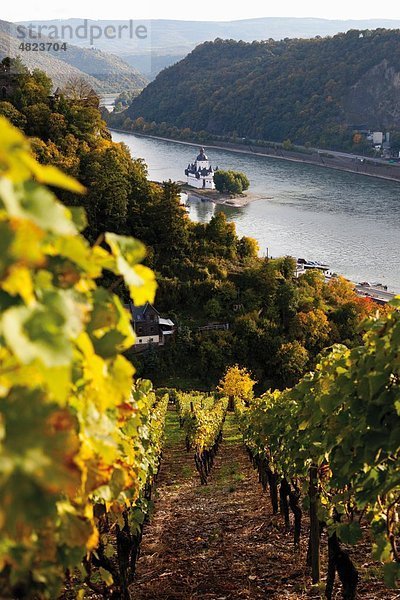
[112,131,400,292]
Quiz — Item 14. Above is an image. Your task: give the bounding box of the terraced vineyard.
[131,405,400,600]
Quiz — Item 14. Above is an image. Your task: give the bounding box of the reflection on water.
[191,199,216,222]
[113,131,400,291]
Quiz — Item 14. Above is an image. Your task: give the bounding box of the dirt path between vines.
[130,410,399,600]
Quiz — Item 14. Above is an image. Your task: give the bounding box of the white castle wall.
[186,150,216,190]
[196,159,210,169]
[187,174,204,188]
[134,334,160,346]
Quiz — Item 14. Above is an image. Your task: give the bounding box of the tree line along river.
[112,131,400,293]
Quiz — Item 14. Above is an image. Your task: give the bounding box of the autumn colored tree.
[237,235,259,259]
[218,365,256,410]
[204,212,238,259]
[276,341,309,388]
[295,308,331,353]
[0,101,27,129]
[325,275,358,305]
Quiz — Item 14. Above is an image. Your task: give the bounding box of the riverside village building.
[185,147,216,189]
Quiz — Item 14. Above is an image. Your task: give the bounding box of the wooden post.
[279,478,290,532]
[288,483,302,550]
[268,471,279,515]
[309,465,320,584]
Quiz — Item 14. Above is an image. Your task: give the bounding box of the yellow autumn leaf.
[129,264,157,306]
[2,265,34,304]
[0,117,85,193]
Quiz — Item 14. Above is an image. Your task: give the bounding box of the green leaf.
[58,507,96,549]
[368,371,387,399]
[372,533,392,562]
[105,233,146,265]
[54,236,103,278]
[105,233,157,305]
[69,207,87,232]
[1,290,83,367]
[0,179,77,235]
[20,152,85,194]
[99,567,113,586]
[388,296,400,308]
[336,522,362,545]
[88,288,134,357]
[383,562,400,588]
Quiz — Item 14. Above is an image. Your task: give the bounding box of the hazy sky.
[3,0,400,22]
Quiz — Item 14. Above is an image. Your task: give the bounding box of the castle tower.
[0,59,19,100]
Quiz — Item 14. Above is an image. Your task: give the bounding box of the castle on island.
[185,147,216,189]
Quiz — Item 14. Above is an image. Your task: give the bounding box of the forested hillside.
[127,29,400,150]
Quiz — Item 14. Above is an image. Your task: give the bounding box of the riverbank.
[178,183,269,207]
[110,128,400,185]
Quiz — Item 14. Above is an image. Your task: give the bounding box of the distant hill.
[18,17,400,78]
[0,20,147,92]
[123,53,186,80]
[126,30,400,149]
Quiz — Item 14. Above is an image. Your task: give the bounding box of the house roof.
[159,318,175,327]
[130,302,160,321]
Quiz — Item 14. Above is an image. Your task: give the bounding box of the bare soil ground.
[130,411,400,599]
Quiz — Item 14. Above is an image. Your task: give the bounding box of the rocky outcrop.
[344,59,400,129]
